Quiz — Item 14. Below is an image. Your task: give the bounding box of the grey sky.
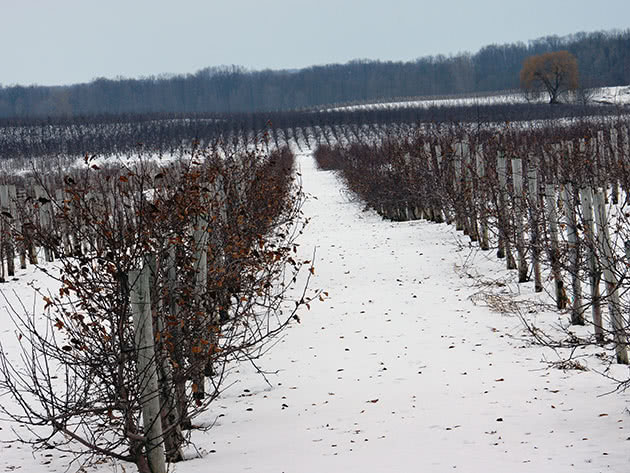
[2,0,629,86]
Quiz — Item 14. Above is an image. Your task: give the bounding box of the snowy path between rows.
[1,151,629,473]
[188,152,630,473]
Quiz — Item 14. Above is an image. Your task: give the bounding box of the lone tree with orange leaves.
[520,50,579,104]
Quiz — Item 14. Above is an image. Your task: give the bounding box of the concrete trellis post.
[435,144,450,225]
[610,128,620,204]
[55,188,73,256]
[475,145,489,250]
[129,266,167,473]
[166,242,192,431]
[595,133,606,192]
[511,158,528,282]
[0,185,15,278]
[579,186,603,342]
[497,152,516,269]
[623,127,630,201]
[544,184,567,309]
[212,175,232,324]
[82,191,96,256]
[7,185,24,270]
[527,166,543,292]
[192,215,209,397]
[551,144,562,182]
[593,189,628,364]
[462,141,478,241]
[144,253,184,461]
[562,184,583,325]
[34,184,54,262]
[421,143,431,220]
[453,143,464,232]
[0,186,6,282]
[193,217,208,293]
[423,142,437,222]
[496,154,506,259]
[433,144,444,223]
[622,127,630,163]
[16,187,36,265]
[401,153,413,221]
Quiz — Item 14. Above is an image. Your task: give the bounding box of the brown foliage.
[520,51,579,104]
[0,144,314,471]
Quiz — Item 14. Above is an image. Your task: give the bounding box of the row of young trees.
[314,118,630,369]
[0,102,618,171]
[0,143,315,472]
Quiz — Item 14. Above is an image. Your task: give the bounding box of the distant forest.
[1,29,629,118]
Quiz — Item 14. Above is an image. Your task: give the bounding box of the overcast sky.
[2,0,629,86]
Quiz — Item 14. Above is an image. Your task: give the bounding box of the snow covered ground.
[324,85,630,112]
[1,150,630,472]
[324,92,531,112]
[593,86,630,106]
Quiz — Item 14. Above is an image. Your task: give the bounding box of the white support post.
[593,189,628,364]
[34,184,54,262]
[434,144,453,225]
[129,266,167,473]
[0,185,15,277]
[463,141,478,241]
[497,153,516,269]
[511,158,528,282]
[527,166,542,292]
[562,184,583,325]
[426,143,446,223]
[545,184,567,310]
[476,145,489,250]
[579,187,603,342]
[192,215,209,397]
[453,143,464,232]
[610,128,620,204]
[595,133,606,192]
[0,185,7,282]
[7,185,23,270]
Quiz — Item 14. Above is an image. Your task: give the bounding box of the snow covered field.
[324,85,630,112]
[593,86,630,106]
[1,150,630,472]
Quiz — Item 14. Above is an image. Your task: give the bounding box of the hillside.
[0,29,629,118]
